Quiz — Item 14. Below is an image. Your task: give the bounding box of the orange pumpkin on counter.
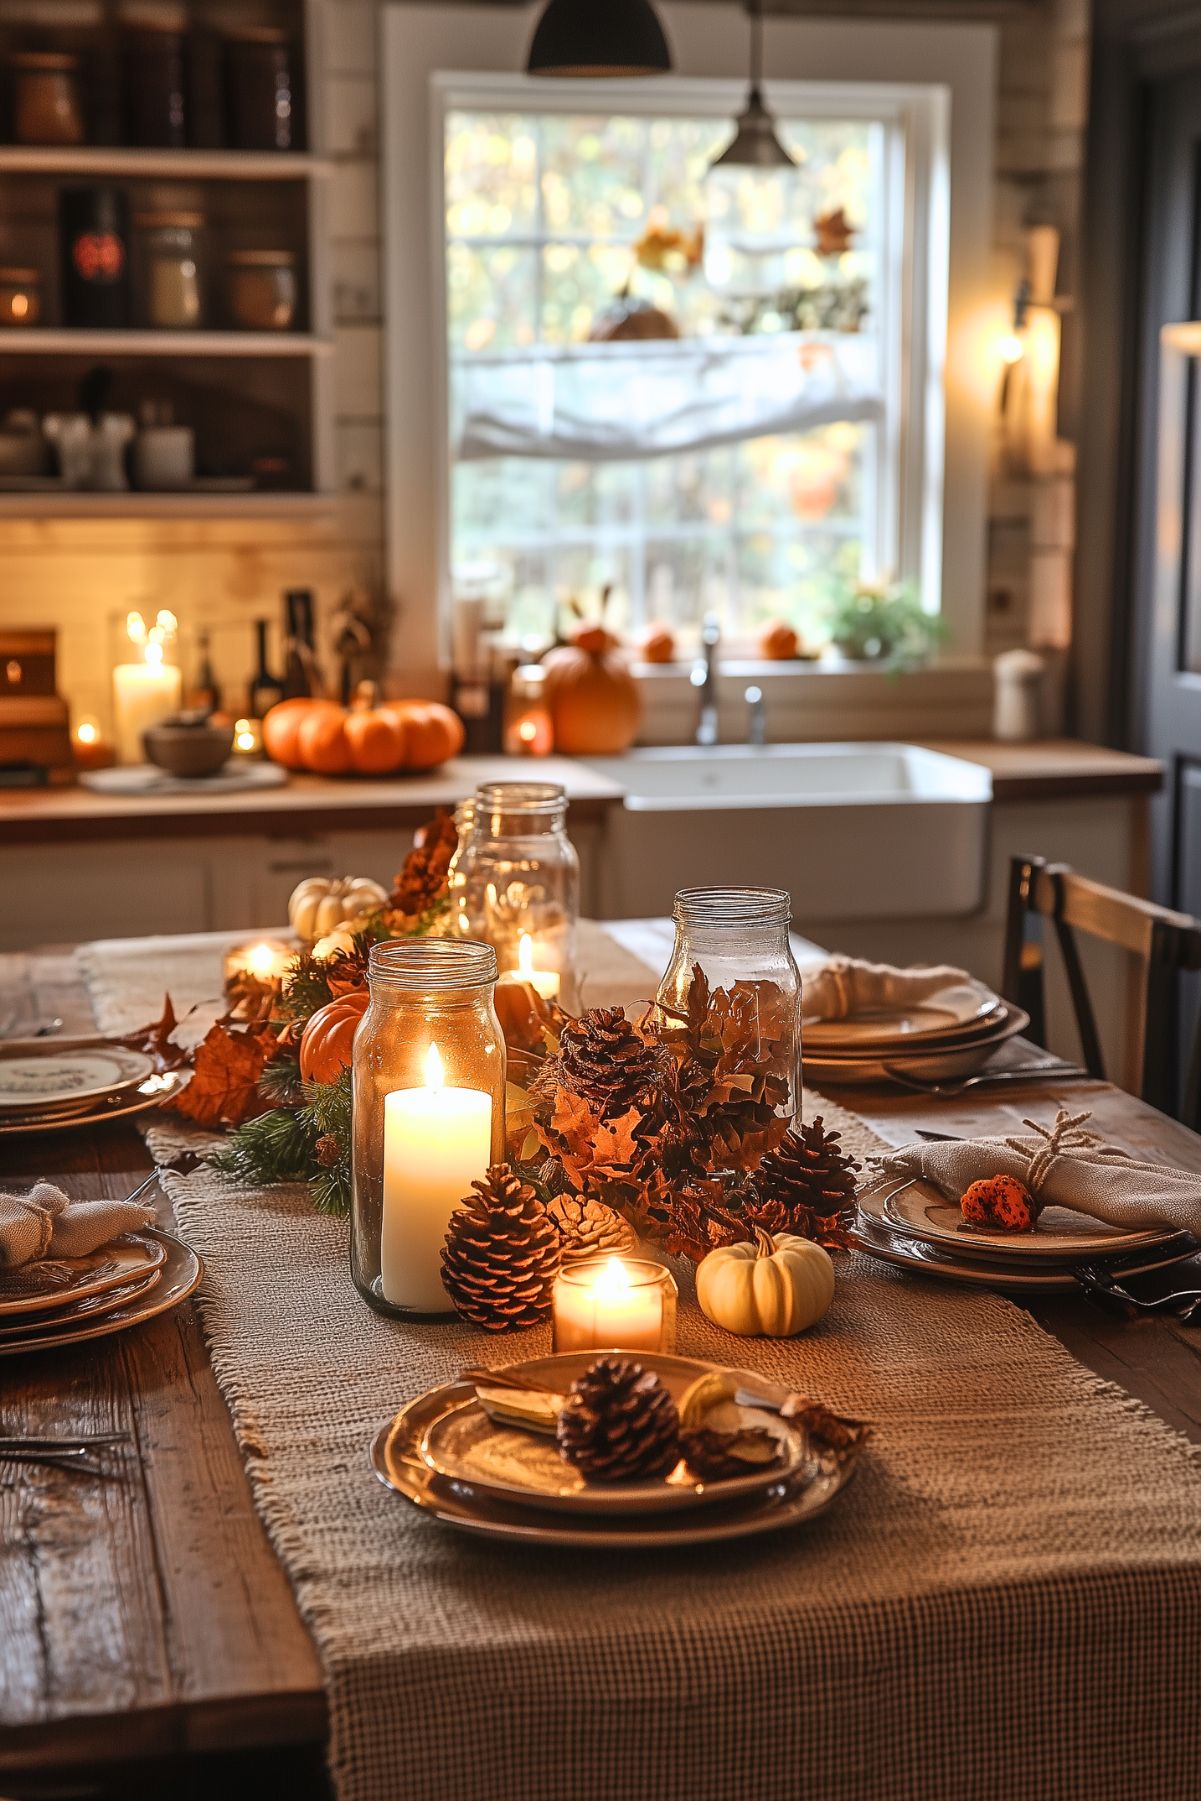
[262,692,464,777]
[759,619,801,661]
[542,623,641,755]
[639,622,677,665]
[299,989,369,1083]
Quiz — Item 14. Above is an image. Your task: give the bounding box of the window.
[437,79,943,650]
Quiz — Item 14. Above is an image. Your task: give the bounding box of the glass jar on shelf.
[351,939,506,1319]
[457,781,579,1007]
[654,887,803,1130]
[138,210,204,330]
[225,249,297,331]
[10,51,84,146]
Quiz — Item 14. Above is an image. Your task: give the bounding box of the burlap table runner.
[77,928,1201,1801]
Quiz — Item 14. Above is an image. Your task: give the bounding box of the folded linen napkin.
[0,1183,156,1270]
[878,1111,1201,1240]
[803,957,969,1023]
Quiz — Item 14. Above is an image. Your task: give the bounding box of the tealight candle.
[71,715,114,771]
[552,1256,677,1355]
[223,938,292,1016]
[230,716,263,760]
[381,1042,492,1312]
[498,932,560,1003]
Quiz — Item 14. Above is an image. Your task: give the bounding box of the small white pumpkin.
[696,1228,834,1337]
[288,875,388,944]
[311,927,357,962]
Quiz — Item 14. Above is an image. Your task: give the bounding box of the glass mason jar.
[10,51,84,146]
[655,887,802,1127]
[138,211,204,329]
[446,796,477,938]
[351,939,505,1319]
[457,782,579,1007]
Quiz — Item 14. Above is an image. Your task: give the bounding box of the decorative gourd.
[312,928,358,961]
[288,875,388,944]
[262,694,464,777]
[542,624,641,755]
[299,989,369,1084]
[696,1228,834,1337]
[639,622,676,665]
[588,293,680,342]
[759,619,800,661]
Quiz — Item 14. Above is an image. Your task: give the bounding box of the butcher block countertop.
[0,740,1163,846]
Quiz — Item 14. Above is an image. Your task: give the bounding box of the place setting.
[0,1037,185,1138]
[0,1171,202,1357]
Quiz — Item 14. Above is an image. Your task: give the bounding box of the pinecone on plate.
[680,1426,782,1482]
[441,1165,562,1332]
[557,1357,681,1482]
[557,1008,669,1123]
[544,1193,639,1264]
[747,1115,860,1248]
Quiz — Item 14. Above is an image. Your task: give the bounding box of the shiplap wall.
[0,0,1087,727]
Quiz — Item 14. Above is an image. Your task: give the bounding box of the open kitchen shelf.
[0,146,332,181]
[0,490,337,520]
[1,328,332,358]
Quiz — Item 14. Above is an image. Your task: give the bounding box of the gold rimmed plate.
[861,1171,1178,1262]
[803,980,1001,1049]
[0,1232,168,1317]
[0,1072,183,1139]
[851,1215,1196,1291]
[804,1007,1030,1087]
[0,1230,202,1355]
[0,1046,154,1117]
[0,1264,162,1339]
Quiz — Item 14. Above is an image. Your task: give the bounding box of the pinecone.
[441,1165,562,1331]
[681,1426,781,1482]
[747,1115,860,1247]
[557,1008,670,1122]
[557,1357,681,1482]
[545,1193,639,1264]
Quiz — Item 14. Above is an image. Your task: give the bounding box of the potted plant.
[825,578,944,668]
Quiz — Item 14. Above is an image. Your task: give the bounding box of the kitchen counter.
[0,739,1162,847]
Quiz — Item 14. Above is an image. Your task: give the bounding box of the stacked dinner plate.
[0,1043,180,1138]
[372,1350,861,1550]
[854,1171,1197,1292]
[0,1228,203,1355]
[803,977,1030,1087]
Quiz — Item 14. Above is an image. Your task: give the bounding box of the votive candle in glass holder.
[552,1256,678,1355]
[351,938,506,1317]
[222,937,292,1016]
[458,781,579,1007]
[230,716,263,759]
[503,663,553,757]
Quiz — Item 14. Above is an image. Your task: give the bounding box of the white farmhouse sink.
[583,743,992,922]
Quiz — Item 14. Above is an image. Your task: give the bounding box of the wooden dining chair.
[1001,853,1201,1127]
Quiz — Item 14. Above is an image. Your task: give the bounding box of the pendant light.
[704,0,800,296]
[526,0,673,78]
[709,0,796,170]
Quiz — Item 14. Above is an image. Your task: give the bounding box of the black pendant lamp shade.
[709,0,797,170]
[526,0,673,77]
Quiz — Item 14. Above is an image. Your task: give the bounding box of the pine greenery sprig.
[302,1070,352,1216]
[259,1049,303,1108]
[210,1106,316,1185]
[278,951,335,1024]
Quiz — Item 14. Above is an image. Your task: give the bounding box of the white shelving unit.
[0,146,332,181]
[2,328,333,358]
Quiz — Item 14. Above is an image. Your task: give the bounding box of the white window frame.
[382,2,995,690]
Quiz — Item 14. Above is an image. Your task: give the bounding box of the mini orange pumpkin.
[262,695,464,777]
[299,989,369,1084]
[640,622,676,665]
[380,699,465,772]
[759,619,800,661]
[542,633,641,755]
[262,697,341,770]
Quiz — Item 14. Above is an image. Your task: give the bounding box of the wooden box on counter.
[0,628,74,785]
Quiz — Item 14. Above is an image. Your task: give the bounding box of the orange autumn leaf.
[172,1021,278,1128]
[117,993,190,1074]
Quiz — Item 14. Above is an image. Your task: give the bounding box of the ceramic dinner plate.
[0,1046,154,1117]
[859,1171,1177,1261]
[0,1231,168,1317]
[0,1230,202,1355]
[418,1371,808,1517]
[0,1265,163,1340]
[374,1351,861,1548]
[803,980,1000,1049]
[0,1074,184,1139]
[851,1216,1197,1291]
[804,1007,1031,1087]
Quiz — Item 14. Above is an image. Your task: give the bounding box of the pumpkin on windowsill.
[541,621,642,755]
[262,688,465,777]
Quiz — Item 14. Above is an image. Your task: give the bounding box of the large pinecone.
[557,1008,670,1122]
[441,1165,562,1331]
[545,1193,638,1263]
[747,1115,860,1247]
[557,1357,681,1482]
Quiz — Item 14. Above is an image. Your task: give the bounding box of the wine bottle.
[247,619,284,716]
[281,588,321,699]
[190,629,221,715]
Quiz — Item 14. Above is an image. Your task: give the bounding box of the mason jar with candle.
[655,887,803,1129]
[351,938,505,1318]
[457,781,579,1007]
[445,796,477,938]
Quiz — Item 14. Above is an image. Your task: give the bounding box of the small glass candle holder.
[351,939,506,1319]
[503,664,554,757]
[552,1256,678,1355]
[230,716,263,760]
[222,938,292,1018]
[458,782,579,1007]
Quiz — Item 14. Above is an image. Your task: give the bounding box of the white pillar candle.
[552,1256,666,1354]
[381,1042,492,1312]
[112,654,182,763]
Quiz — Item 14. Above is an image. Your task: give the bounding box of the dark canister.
[60,186,130,328]
[222,26,296,151]
[122,21,188,148]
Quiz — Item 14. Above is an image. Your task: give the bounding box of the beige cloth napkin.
[879,1113,1201,1240]
[0,1183,156,1269]
[803,957,968,1022]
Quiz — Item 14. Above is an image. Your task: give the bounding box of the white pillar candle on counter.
[552,1256,674,1354]
[381,1041,492,1312]
[112,645,182,763]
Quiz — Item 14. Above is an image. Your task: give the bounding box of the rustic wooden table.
[2,945,1200,1800]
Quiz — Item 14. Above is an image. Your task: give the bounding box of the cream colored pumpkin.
[311,928,357,962]
[288,875,388,944]
[696,1228,834,1337]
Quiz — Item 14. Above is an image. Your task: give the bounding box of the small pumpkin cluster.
[263,691,464,778]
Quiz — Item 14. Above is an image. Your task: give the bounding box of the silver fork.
[882,1061,1093,1098]
[1072,1261,1201,1323]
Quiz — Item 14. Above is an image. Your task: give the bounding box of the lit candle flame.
[145,640,164,668]
[518,933,534,978]
[424,1042,445,1089]
[75,717,99,746]
[246,942,279,979]
[594,1256,631,1298]
[126,610,147,646]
